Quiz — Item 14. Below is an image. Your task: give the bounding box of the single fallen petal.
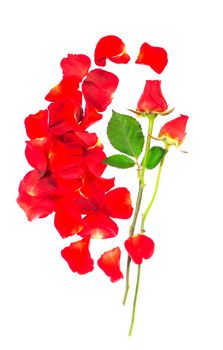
[136,42,168,74]
[95,35,130,66]
[124,234,155,264]
[98,247,123,282]
[61,237,94,274]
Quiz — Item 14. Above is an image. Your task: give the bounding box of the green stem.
[128,144,169,336]
[128,265,141,336]
[122,115,156,306]
[141,146,168,231]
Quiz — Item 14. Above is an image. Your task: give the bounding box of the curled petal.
[61,237,94,274]
[25,110,48,139]
[60,54,91,81]
[82,69,119,112]
[136,42,168,74]
[97,247,123,282]
[79,213,118,239]
[137,80,168,113]
[94,35,130,66]
[159,115,189,144]
[124,234,155,264]
[102,187,133,219]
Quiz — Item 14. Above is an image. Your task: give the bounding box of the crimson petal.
[95,35,130,66]
[124,234,155,264]
[54,198,84,238]
[61,237,94,274]
[79,212,118,239]
[48,102,82,135]
[45,77,81,104]
[82,69,119,112]
[25,110,48,139]
[25,137,49,171]
[17,170,56,221]
[136,42,168,74]
[60,54,91,81]
[98,247,123,282]
[102,187,133,219]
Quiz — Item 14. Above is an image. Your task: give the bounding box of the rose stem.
[123,114,156,305]
[128,144,169,336]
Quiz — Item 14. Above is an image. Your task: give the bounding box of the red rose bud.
[137,80,168,114]
[61,237,94,274]
[159,115,189,145]
[97,247,123,282]
[135,42,168,74]
[124,234,155,264]
[94,35,130,66]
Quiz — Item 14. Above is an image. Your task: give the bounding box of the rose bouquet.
[17,35,189,335]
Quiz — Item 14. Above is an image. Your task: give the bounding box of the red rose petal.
[48,102,82,135]
[61,237,94,274]
[95,35,130,66]
[25,110,49,139]
[137,80,168,113]
[102,187,133,219]
[80,106,103,130]
[159,115,189,143]
[79,212,118,239]
[49,139,83,179]
[61,54,91,81]
[45,77,81,103]
[82,69,119,112]
[136,42,168,74]
[54,198,84,238]
[17,192,55,221]
[74,131,98,149]
[98,247,123,282]
[83,148,107,176]
[25,137,49,171]
[124,234,155,264]
[17,170,56,221]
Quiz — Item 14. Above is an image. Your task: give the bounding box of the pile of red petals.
[17,35,169,282]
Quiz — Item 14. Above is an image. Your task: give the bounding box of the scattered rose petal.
[125,234,155,264]
[95,35,130,66]
[98,247,123,282]
[61,237,94,274]
[136,42,168,74]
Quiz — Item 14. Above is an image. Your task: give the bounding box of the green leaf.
[107,111,144,158]
[146,146,168,169]
[103,154,135,169]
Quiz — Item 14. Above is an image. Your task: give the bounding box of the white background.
[1,0,223,349]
